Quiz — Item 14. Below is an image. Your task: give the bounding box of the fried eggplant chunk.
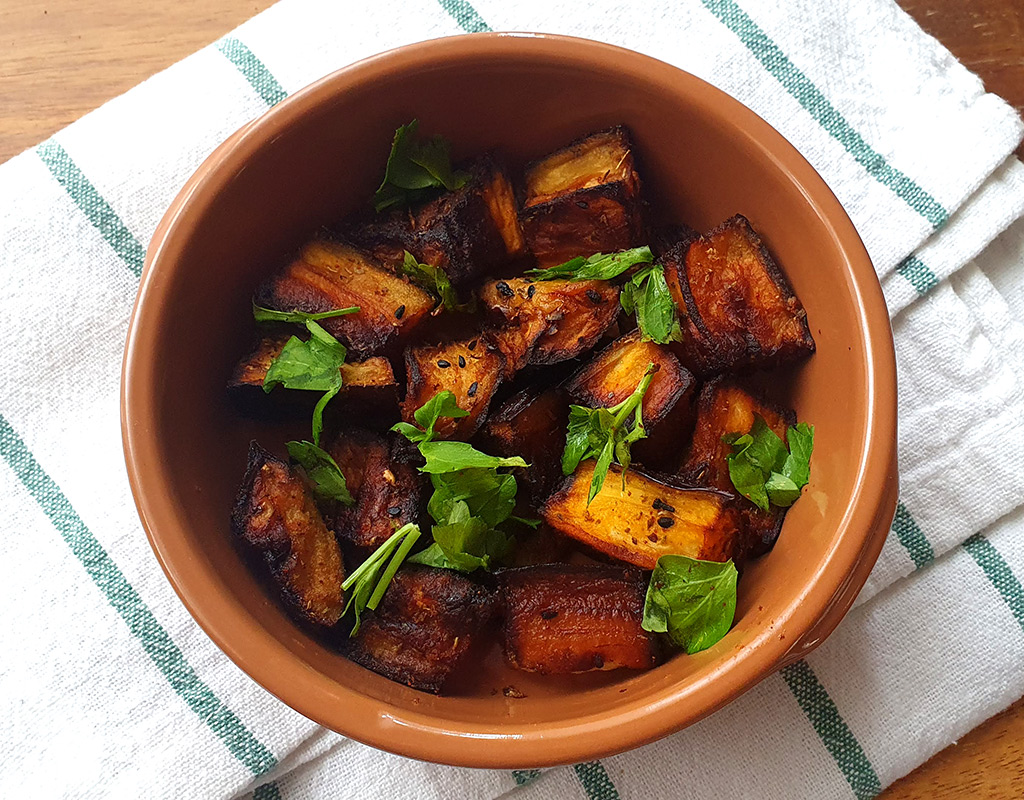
[255,239,434,357]
[347,154,525,285]
[662,216,815,375]
[566,330,695,430]
[326,430,423,551]
[346,565,497,693]
[679,379,795,558]
[479,386,571,499]
[401,334,504,439]
[499,564,657,674]
[480,278,620,366]
[542,463,740,569]
[521,127,644,267]
[231,442,344,627]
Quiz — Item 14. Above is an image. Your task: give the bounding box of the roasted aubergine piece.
[345,565,497,693]
[231,441,345,627]
[662,215,815,375]
[326,430,423,551]
[255,239,434,357]
[521,127,644,267]
[566,330,695,430]
[346,153,525,285]
[679,378,796,559]
[499,564,657,674]
[478,385,571,500]
[542,463,740,569]
[401,334,505,440]
[230,332,399,413]
[480,277,620,366]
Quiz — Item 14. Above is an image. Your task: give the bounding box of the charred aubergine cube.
[231,442,345,627]
[499,563,658,674]
[325,429,424,551]
[662,215,815,375]
[347,153,525,286]
[542,463,741,569]
[480,277,620,367]
[255,239,434,357]
[345,565,497,693]
[521,126,644,267]
[679,378,796,559]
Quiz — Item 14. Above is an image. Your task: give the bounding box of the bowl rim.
[121,31,898,768]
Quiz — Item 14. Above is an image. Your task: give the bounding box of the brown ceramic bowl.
[122,33,898,768]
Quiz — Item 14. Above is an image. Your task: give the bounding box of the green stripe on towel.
[437,0,492,32]
[963,534,1024,632]
[781,661,881,800]
[896,255,940,296]
[253,782,282,800]
[216,38,288,107]
[36,140,147,278]
[0,412,278,776]
[573,761,621,800]
[891,502,935,569]
[512,769,542,786]
[701,0,949,229]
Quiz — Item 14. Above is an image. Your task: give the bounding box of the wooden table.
[2,1,1022,796]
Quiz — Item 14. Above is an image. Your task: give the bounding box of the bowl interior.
[125,34,895,766]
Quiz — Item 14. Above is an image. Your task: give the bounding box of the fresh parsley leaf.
[560,364,657,504]
[391,389,469,444]
[252,303,360,324]
[262,320,347,446]
[620,264,683,344]
[426,467,519,529]
[525,246,654,282]
[642,555,738,654]
[286,440,353,505]
[417,441,527,474]
[400,251,472,313]
[341,523,422,636]
[373,120,470,212]
[724,416,814,511]
[408,501,514,572]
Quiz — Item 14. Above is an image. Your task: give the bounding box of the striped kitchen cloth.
[1,0,1023,798]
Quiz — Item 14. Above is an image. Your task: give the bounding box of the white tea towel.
[2,1,1024,798]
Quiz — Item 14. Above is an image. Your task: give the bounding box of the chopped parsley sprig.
[723,416,814,511]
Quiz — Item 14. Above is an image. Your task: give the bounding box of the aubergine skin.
[231,441,345,627]
[499,563,658,674]
[345,565,498,694]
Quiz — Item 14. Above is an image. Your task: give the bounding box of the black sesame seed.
[437,359,451,368]
[458,355,466,368]
[467,381,478,397]
[586,289,602,303]
[652,498,676,513]
[592,654,604,668]
[467,339,477,350]
[496,280,514,298]
[527,284,536,298]
[576,200,589,209]
[387,506,402,517]
[394,304,405,319]
[657,517,675,529]
[540,609,558,620]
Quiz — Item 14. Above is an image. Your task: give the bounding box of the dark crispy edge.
[565,330,691,431]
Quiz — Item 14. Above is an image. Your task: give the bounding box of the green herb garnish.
[400,251,472,313]
[262,320,347,445]
[620,263,683,344]
[373,120,470,212]
[525,246,654,282]
[642,554,738,654]
[393,391,530,573]
[286,440,353,505]
[252,303,360,324]
[561,363,656,504]
[341,523,422,635]
[723,417,814,511]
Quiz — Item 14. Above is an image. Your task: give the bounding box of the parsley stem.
[367,525,422,610]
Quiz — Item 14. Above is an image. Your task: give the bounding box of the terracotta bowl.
[122,33,898,768]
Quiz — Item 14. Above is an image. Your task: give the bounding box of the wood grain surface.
[2,1,1022,796]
